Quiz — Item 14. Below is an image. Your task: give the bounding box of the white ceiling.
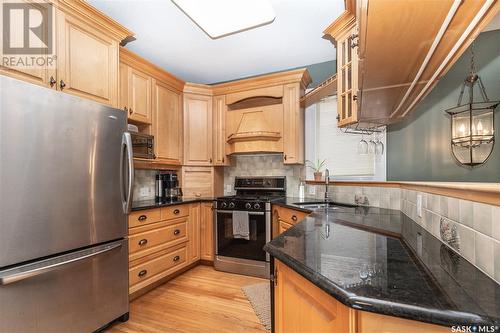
[87,0,343,84]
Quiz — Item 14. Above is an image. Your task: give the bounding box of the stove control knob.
[221,202,228,209]
[254,203,261,210]
[229,202,235,209]
[245,203,252,209]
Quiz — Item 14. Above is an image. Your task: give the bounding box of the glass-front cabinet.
[336,24,359,127]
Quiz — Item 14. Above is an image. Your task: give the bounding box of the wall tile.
[439,196,449,217]
[448,198,459,222]
[456,223,475,264]
[494,240,500,282]
[493,206,500,242]
[427,194,440,213]
[473,202,493,237]
[459,199,473,228]
[475,233,494,277]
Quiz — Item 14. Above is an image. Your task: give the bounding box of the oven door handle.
[216,210,265,215]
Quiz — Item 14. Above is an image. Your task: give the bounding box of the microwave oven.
[131,133,155,159]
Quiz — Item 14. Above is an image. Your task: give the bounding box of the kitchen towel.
[232,211,250,240]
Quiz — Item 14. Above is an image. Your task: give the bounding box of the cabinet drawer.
[129,245,187,287]
[129,219,187,257]
[161,204,189,220]
[274,206,308,225]
[129,209,162,228]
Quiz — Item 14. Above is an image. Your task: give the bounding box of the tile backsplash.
[224,155,304,196]
[133,169,156,201]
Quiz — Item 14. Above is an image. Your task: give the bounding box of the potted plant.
[305,159,327,181]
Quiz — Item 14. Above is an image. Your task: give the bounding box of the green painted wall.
[386,30,500,182]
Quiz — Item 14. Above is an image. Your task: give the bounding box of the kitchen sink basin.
[293,201,357,209]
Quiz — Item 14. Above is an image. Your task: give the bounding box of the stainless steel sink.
[293,201,357,210]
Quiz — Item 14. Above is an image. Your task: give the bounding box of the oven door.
[215,209,270,262]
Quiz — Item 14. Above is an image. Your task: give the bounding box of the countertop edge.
[131,198,214,211]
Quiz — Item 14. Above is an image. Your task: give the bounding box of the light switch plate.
[416,194,422,217]
[140,187,149,197]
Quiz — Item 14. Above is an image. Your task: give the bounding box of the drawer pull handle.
[291,215,298,222]
[173,229,181,236]
[173,255,180,262]
[138,270,147,278]
[173,209,180,215]
[138,215,147,221]
[138,239,148,246]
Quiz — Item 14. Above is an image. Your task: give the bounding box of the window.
[305,96,386,180]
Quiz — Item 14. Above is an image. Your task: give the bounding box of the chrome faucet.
[324,169,330,201]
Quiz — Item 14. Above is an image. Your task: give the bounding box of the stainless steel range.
[214,177,286,279]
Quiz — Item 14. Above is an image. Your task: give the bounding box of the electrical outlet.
[140,187,149,197]
[308,186,316,195]
[416,194,422,217]
[225,184,232,193]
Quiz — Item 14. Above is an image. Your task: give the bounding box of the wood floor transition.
[105,265,267,333]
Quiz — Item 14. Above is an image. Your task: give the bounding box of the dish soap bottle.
[298,179,305,200]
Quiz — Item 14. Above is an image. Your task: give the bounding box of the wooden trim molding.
[134,158,182,171]
[183,82,213,95]
[302,74,337,108]
[323,10,356,40]
[305,180,500,206]
[211,68,312,95]
[120,48,185,92]
[54,0,134,41]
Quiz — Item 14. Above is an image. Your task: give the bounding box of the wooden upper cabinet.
[0,1,56,87]
[336,24,358,127]
[56,9,119,107]
[213,95,230,166]
[283,83,305,164]
[324,0,499,126]
[127,67,152,123]
[0,0,133,107]
[183,89,213,166]
[153,79,183,164]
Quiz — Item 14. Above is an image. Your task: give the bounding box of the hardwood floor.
[106,265,267,333]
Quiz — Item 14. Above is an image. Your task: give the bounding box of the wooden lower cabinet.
[272,205,309,238]
[274,260,449,333]
[188,203,201,263]
[182,166,223,198]
[200,202,214,261]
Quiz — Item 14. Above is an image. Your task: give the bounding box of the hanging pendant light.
[445,42,498,166]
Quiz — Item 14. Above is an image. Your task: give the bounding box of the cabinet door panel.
[153,80,182,163]
[283,83,304,164]
[0,0,56,88]
[184,94,212,165]
[57,10,118,106]
[200,202,214,261]
[128,68,151,123]
[188,203,201,263]
[212,95,229,166]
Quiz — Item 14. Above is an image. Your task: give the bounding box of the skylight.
[172,0,276,39]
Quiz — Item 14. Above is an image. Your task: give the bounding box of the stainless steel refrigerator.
[0,76,133,332]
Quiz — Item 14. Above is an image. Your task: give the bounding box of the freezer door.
[0,76,133,267]
[0,239,129,333]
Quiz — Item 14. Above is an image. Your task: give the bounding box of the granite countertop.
[131,197,214,211]
[264,198,500,327]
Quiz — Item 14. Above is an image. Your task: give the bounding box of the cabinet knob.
[138,239,148,246]
[129,108,133,115]
[124,106,128,112]
[59,80,66,90]
[49,76,56,87]
[173,209,180,215]
[138,270,147,278]
[222,157,225,163]
[173,255,180,262]
[209,158,213,163]
[351,42,359,48]
[291,215,298,222]
[173,229,181,236]
[284,155,287,161]
[353,95,358,101]
[336,114,340,121]
[138,215,147,221]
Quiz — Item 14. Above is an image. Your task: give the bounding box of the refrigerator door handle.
[121,132,134,213]
[0,242,123,286]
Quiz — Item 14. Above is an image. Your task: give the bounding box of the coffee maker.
[156,171,182,202]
